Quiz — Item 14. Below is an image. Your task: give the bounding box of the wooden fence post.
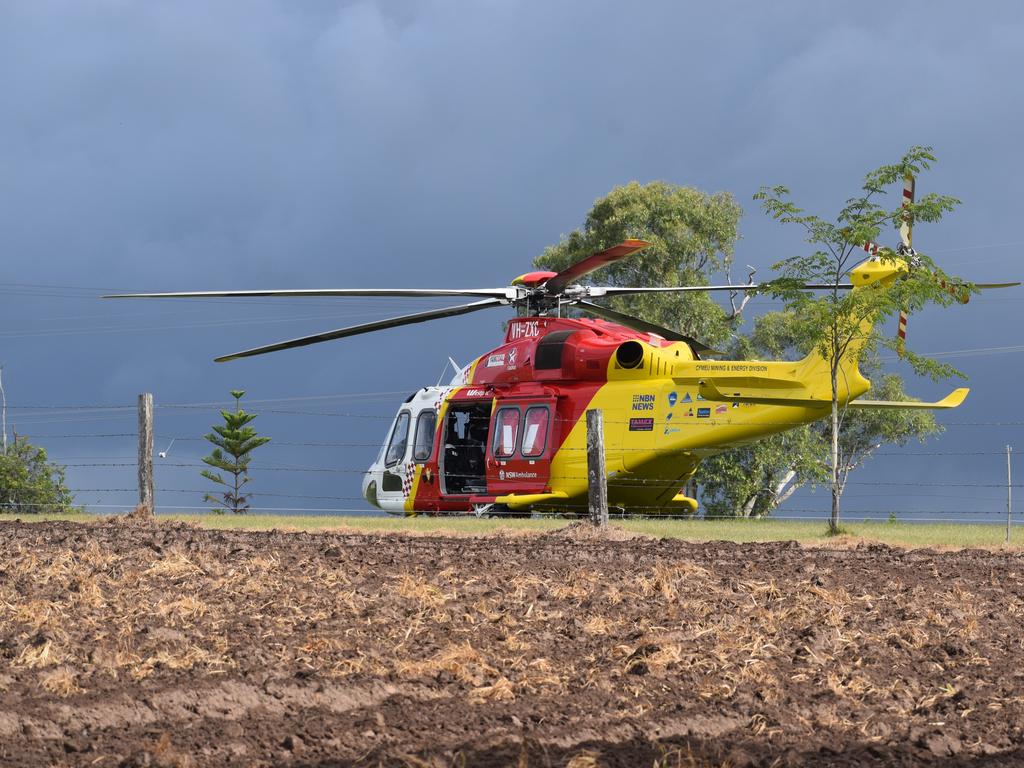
[138,393,154,514]
[586,409,608,528]
[0,365,7,454]
[1007,445,1014,545]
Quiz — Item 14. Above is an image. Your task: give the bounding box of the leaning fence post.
[586,409,608,528]
[138,393,154,514]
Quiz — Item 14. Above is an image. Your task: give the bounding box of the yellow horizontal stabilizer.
[495,492,568,509]
[698,379,828,408]
[848,387,969,410]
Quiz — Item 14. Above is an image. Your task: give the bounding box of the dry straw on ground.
[0,519,1021,766]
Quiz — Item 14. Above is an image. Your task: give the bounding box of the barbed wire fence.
[0,392,1018,526]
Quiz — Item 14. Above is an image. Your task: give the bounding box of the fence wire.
[0,395,1017,523]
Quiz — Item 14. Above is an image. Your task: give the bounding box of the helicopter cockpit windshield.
[363,387,446,513]
[384,411,411,467]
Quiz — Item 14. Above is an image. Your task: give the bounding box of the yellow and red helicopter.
[108,178,1018,516]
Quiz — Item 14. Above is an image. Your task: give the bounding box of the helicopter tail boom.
[698,377,968,410]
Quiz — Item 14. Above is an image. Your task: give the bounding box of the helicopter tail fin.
[792,255,911,402]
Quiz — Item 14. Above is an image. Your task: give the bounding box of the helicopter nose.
[362,473,381,510]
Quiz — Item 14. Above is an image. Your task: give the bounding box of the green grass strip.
[0,512,1018,549]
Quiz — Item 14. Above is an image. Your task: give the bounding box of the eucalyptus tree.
[534,180,744,347]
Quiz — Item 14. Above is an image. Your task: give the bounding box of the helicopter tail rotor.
[895,173,915,356]
[863,174,947,354]
[858,173,1019,356]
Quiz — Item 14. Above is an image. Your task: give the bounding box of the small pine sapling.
[201,390,270,514]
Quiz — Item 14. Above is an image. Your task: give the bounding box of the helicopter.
[107,177,1018,517]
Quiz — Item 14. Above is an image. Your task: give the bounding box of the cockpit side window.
[413,410,437,463]
[521,406,550,457]
[385,411,411,467]
[492,407,521,459]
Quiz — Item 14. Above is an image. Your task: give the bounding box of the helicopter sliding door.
[440,401,492,496]
[486,397,555,496]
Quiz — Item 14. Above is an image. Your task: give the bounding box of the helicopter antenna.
[437,357,462,386]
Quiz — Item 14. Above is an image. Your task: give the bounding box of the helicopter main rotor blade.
[593,283,854,296]
[104,287,515,299]
[574,300,723,357]
[214,298,505,362]
[543,240,652,295]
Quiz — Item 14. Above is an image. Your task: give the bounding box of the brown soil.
[1,520,1023,767]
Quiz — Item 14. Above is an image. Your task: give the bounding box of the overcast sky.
[2,1,1021,519]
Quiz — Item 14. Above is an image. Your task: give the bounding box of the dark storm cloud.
[0,1,1021,514]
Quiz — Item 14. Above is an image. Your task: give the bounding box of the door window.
[521,406,550,457]
[413,410,437,462]
[493,407,521,458]
[385,411,411,466]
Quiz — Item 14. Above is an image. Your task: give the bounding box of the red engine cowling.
[531,327,620,382]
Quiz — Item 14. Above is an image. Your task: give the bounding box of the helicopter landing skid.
[471,503,513,518]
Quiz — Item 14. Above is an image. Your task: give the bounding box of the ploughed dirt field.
[2,521,1024,767]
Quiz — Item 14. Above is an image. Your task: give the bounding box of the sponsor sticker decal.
[631,393,656,411]
[685,408,694,417]
[697,407,711,418]
[503,470,538,480]
[715,404,728,414]
[681,392,693,404]
[696,363,769,373]
[668,391,678,407]
[629,417,654,431]
[486,353,506,368]
[464,389,488,397]
[508,348,518,367]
